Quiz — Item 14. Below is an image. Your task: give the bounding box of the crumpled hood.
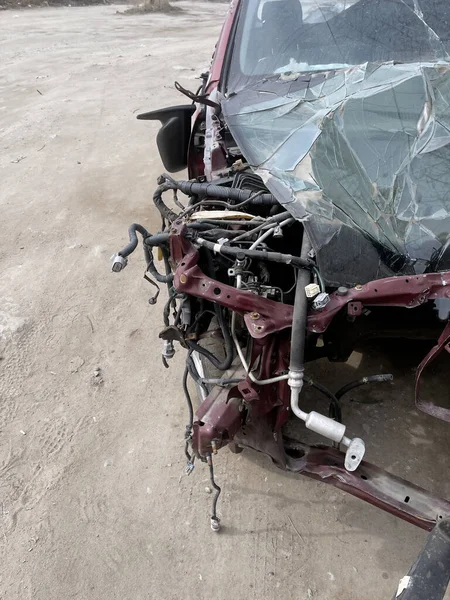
[222,62,450,286]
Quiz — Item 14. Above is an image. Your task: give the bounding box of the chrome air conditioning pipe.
[288,229,366,472]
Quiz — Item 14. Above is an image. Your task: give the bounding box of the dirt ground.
[0,4,449,599]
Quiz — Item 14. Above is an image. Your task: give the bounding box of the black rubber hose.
[144,232,170,246]
[186,307,216,336]
[161,246,174,294]
[289,233,312,372]
[187,305,234,372]
[186,354,208,398]
[118,223,151,258]
[195,237,313,269]
[182,363,195,464]
[117,224,173,282]
[141,233,174,284]
[142,244,174,284]
[187,340,221,370]
[116,226,173,284]
[207,454,221,524]
[182,365,194,428]
[214,305,234,369]
[153,183,179,223]
[335,374,394,401]
[186,222,224,231]
[163,178,278,206]
[163,290,178,327]
[304,377,342,423]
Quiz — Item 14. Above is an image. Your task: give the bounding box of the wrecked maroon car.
[113,0,450,597]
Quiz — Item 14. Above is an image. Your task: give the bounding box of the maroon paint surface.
[173,236,450,337]
[308,271,450,332]
[285,443,450,531]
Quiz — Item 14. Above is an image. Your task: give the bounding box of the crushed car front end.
[113,0,450,596]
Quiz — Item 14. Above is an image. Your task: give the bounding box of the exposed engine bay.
[112,165,450,534]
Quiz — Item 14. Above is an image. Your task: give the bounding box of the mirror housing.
[137,104,195,173]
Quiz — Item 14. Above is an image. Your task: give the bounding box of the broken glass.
[222,0,450,286]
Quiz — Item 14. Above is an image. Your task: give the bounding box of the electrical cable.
[304,376,342,423]
[335,374,394,401]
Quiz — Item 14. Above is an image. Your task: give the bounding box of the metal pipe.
[286,232,366,470]
[231,278,289,386]
[249,217,294,250]
[231,212,292,243]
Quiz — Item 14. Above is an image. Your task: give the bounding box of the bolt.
[211,440,218,455]
[179,274,187,284]
[354,284,363,291]
[250,312,260,320]
[337,286,349,296]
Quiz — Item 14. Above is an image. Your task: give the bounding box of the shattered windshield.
[228,0,450,87]
[222,0,450,286]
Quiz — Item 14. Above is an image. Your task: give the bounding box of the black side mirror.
[137,104,195,173]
